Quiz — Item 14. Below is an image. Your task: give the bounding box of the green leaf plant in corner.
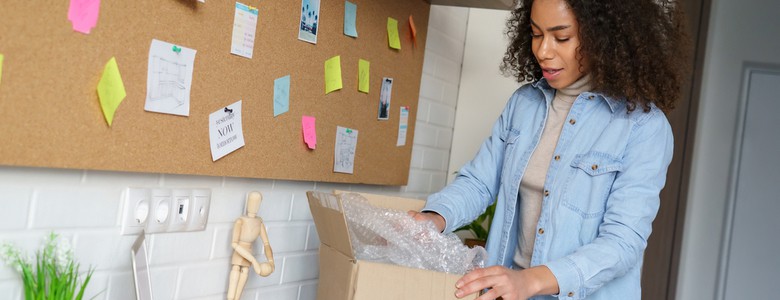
[1,232,100,300]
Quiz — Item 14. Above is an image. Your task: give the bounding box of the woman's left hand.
[454,265,559,300]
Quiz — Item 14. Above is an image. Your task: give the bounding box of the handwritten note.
[68,0,101,34]
[325,56,343,94]
[0,54,4,86]
[409,15,418,48]
[274,75,290,117]
[334,126,358,174]
[397,106,409,146]
[387,17,401,50]
[344,1,358,38]
[97,57,127,127]
[302,115,317,149]
[209,101,246,161]
[230,3,259,59]
[145,39,197,117]
[358,59,370,93]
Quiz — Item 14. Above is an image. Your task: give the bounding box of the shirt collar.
[531,78,621,113]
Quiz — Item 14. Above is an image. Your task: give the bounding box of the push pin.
[224,107,233,114]
[172,45,182,53]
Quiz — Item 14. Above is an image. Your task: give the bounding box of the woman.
[409,0,689,299]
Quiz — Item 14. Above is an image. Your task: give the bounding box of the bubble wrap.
[341,193,487,275]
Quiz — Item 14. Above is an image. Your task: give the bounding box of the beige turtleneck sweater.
[513,75,592,269]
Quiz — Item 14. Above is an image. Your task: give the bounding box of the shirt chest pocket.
[561,151,623,219]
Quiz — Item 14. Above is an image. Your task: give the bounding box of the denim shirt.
[423,79,673,299]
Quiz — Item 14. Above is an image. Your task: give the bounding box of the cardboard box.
[307,191,478,300]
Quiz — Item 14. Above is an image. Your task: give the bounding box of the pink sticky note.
[302,116,317,150]
[68,0,101,34]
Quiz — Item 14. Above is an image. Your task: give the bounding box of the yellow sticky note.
[97,57,127,126]
[325,55,343,94]
[0,54,4,86]
[387,17,401,50]
[358,59,370,93]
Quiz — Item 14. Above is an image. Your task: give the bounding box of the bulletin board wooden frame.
[0,0,429,185]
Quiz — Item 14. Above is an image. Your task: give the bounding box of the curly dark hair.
[501,0,691,112]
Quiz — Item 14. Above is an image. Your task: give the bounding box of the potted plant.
[1,232,97,300]
[455,201,496,248]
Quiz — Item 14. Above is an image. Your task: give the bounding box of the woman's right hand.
[407,211,446,232]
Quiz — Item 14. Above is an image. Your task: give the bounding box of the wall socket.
[121,187,211,235]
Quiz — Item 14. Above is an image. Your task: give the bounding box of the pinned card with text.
[397,106,409,146]
[325,55,343,94]
[274,75,291,117]
[209,100,245,161]
[344,1,358,38]
[358,59,369,93]
[334,126,358,174]
[230,2,259,59]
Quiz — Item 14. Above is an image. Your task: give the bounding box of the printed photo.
[298,0,320,44]
[378,77,393,120]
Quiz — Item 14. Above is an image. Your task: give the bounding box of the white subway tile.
[0,188,31,230]
[242,259,283,289]
[83,170,160,187]
[298,282,318,300]
[437,127,455,150]
[422,148,448,171]
[425,28,466,64]
[209,188,248,223]
[429,5,470,38]
[177,262,230,299]
[419,75,444,102]
[312,181,351,193]
[412,123,438,147]
[162,174,223,188]
[435,56,464,85]
[211,224,234,260]
[442,82,462,107]
[73,232,136,271]
[149,230,213,265]
[82,272,110,300]
[281,254,319,283]
[404,170,431,193]
[305,225,320,251]
[32,188,120,228]
[266,223,308,253]
[422,55,435,76]
[257,191,293,222]
[410,146,425,169]
[151,267,179,300]
[431,172,448,192]
[415,99,431,122]
[0,166,82,188]
[257,285,299,300]
[290,194,313,221]
[428,102,456,127]
[223,177,274,190]
[107,272,136,300]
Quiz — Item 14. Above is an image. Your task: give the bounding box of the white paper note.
[397,106,409,146]
[230,3,258,59]
[145,39,196,116]
[334,126,358,174]
[209,100,245,161]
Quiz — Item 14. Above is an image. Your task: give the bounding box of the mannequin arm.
[231,218,242,249]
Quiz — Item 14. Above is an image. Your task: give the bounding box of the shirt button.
[554,155,561,161]
[544,190,550,197]
[588,95,594,100]
[591,164,598,170]
[538,228,545,234]
[568,291,575,297]
[569,119,576,125]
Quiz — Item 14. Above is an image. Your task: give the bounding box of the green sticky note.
[97,57,127,126]
[358,59,370,93]
[325,55,343,94]
[0,54,4,86]
[387,17,401,50]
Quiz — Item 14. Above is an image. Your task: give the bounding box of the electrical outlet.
[121,188,151,235]
[187,189,211,231]
[167,189,191,232]
[146,189,172,234]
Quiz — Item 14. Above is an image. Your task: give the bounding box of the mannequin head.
[246,191,263,216]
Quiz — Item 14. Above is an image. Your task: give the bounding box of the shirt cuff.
[544,258,583,299]
[421,202,454,233]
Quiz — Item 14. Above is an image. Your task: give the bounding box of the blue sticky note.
[274,75,290,117]
[344,1,358,38]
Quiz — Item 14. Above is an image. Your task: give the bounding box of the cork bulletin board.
[0,0,429,185]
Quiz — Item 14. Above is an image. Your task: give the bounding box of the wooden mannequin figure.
[227,191,274,300]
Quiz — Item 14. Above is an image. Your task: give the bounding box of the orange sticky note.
[409,15,417,48]
[97,57,127,126]
[302,115,317,149]
[387,17,401,50]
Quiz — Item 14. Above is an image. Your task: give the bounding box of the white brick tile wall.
[0,5,470,300]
